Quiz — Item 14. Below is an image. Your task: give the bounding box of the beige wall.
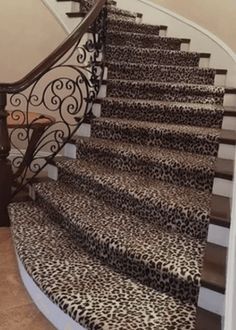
[0,0,66,83]
[151,0,236,53]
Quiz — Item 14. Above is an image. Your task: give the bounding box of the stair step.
[107,31,188,50]
[76,137,216,192]
[224,106,236,116]
[105,79,225,105]
[96,97,224,128]
[220,129,236,145]
[106,61,216,85]
[56,158,211,240]
[196,308,221,330]
[215,158,234,180]
[91,117,221,156]
[10,201,198,329]
[66,11,85,17]
[201,243,227,294]
[107,18,163,35]
[106,45,205,67]
[108,6,139,20]
[35,180,204,303]
[210,195,231,228]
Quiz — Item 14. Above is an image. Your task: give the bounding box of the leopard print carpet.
[10,202,197,330]
[106,45,201,66]
[99,98,224,128]
[106,61,216,85]
[91,118,221,156]
[56,158,211,240]
[107,18,161,35]
[9,0,226,328]
[106,79,225,105]
[76,137,216,192]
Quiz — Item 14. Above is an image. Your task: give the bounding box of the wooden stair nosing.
[225,87,236,94]
[220,129,236,145]
[66,12,85,18]
[224,106,236,116]
[199,53,211,58]
[210,194,231,228]
[196,307,221,330]
[215,158,234,181]
[201,243,227,294]
[215,69,227,75]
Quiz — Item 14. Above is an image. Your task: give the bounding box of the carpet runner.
[9,1,226,329]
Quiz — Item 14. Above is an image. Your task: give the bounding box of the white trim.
[198,287,225,316]
[133,0,236,63]
[224,157,236,330]
[207,224,230,248]
[64,143,77,159]
[16,255,85,330]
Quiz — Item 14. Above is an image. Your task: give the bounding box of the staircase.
[7,0,235,329]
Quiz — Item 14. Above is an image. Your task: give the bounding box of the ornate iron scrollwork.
[7,5,107,197]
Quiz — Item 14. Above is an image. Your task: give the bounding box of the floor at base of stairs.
[0,228,55,330]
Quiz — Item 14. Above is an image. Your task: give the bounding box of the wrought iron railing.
[0,0,107,226]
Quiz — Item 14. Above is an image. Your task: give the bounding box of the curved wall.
[0,0,66,82]
[151,0,236,53]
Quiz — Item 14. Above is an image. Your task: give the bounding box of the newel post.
[0,93,12,227]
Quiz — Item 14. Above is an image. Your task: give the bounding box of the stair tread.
[77,136,216,171]
[224,106,236,116]
[201,243,227,293]
[107,44,204,57]
[106,60,217,73]
[106,78,225,93]
[10,201,197,329]
[215,158,234,180]
[99,96,225,111]
[77,136,233,180]
[93,117,221,138]
[108,6,138,18]
[196,308,221,330]
[35,180,204,288]
[108,17,164,30]
[57,157,211,216]
[108,30,187,43]
[220,129,236,144]
[210,195,231,227]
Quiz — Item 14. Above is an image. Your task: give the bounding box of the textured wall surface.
[151,0,236,52]
[0,0,66,82]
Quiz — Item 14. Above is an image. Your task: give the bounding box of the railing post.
[0,93,12,227]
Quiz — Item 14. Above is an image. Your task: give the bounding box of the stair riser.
[107,65,215,85]
[106,46,200,67]
[107,33,181,50]
[96,102,224,128]
[77,143,215,192]
[57,167,210,240]
[107,20,160,35]
[106,82,225,105]
[37,194,200,304]
[91,122,220,157]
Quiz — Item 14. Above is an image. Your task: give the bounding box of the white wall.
[0,0,66,83]
[151,0,236,54]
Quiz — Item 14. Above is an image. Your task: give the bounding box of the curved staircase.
[8,0,235,329]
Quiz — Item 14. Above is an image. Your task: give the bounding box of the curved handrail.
[0,0,106,94]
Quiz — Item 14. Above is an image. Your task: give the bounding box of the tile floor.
[0,228,55,330]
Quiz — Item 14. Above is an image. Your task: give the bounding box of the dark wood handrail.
[0,0,106,94]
